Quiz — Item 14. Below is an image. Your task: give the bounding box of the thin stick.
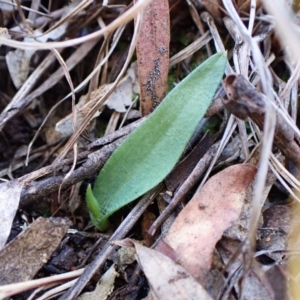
[58,184,163,300]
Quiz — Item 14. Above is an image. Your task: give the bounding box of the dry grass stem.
[1,1,300,298]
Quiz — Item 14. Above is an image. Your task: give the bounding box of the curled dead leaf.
[156,164,256,282]
[131,240,213,300]
[136,0,170,115]
[202,0,223,18]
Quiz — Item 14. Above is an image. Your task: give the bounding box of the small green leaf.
[86,184,109,229]
[86,52,227,230]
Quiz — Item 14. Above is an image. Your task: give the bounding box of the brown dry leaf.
[0,217,72,285]
[0,179,23,251]
[136,0,170,115]
[130,240,213,300]
[223,149,277,242]
[202,0,223,18]
[156,164,256,282]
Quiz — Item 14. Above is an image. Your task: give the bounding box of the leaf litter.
[0,1,299,299]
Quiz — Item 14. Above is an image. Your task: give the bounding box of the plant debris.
[0,1,300,299]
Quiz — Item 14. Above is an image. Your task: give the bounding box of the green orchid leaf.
[87,52,227,230]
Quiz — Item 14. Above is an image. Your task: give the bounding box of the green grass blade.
[87,52,227,230]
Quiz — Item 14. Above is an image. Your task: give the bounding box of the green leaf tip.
[86,184,110,230]
[86,52,227,231]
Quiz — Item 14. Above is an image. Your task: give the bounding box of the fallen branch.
[222,74,300,165]
[20,137,125,207]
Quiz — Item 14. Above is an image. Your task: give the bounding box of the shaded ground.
[0,1,299,299]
